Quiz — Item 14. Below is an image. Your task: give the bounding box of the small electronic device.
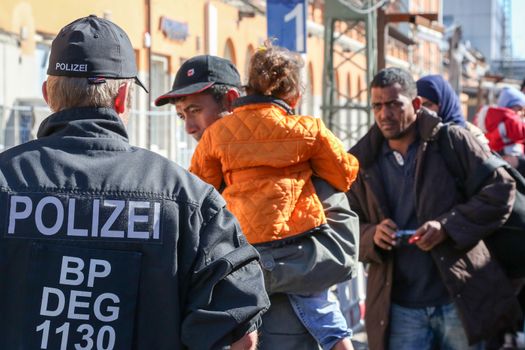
[395,229,417,246]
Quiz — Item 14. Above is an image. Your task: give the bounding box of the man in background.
[347,67,520,350]
[155,55,241,141]
[156,55,360,350]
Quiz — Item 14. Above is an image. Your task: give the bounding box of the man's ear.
[42,81,49,104]
[223,88,241,111]
[412,96,422,112]
[114,82,131,115]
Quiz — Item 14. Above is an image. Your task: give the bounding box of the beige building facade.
[0,0,443,167]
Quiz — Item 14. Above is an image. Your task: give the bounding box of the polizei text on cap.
[55,62,88,72]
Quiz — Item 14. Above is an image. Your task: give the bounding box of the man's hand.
[231,331,257,350]
[373,219,398,250]
[410,220,447,251]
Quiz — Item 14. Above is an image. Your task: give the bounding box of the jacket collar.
[232,95,295,115]
[37,107,129,142]
[351,108,441,169]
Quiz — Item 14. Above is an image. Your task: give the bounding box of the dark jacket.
[347,109,521,350]
[0,107,269,350]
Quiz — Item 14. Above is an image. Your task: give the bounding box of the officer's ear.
[114,82,131,115]
[42,81,49,105]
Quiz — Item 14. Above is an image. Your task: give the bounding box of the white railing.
[0,104,197,168]
[337,263,367,333]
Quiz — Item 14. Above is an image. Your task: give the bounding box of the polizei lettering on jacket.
[6,194,161,241]
[55,62,88,72]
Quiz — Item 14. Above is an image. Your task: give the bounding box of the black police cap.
[47,15,148,92]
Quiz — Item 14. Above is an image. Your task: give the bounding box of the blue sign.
[267,0,307,53]
[160,16,189,41]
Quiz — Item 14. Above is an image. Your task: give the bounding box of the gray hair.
[46,76,134,112]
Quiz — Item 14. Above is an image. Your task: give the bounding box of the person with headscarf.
[479,85,525,349]
[417,75,489,149]
[497,86,525,116]
[418,75,525,350]
[416,74,466,127]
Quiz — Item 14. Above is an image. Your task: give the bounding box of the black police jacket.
[0,107,269,349]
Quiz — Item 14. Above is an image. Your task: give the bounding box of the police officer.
[0,15,269,350]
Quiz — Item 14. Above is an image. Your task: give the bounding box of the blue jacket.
[0,107,269,349]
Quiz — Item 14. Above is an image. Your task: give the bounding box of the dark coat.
[347,109,521,350]
[0,107,270,350]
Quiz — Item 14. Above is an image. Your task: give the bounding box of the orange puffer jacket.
[190,96,359,244]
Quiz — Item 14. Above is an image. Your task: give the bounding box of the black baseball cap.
[154,55,240,106]
[47,15,148,92]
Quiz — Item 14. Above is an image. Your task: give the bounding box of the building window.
[223,38,237,65]
[306,63,315,116]
[149,55,170,158]
[244,45,255,84]
[357,76,364,103]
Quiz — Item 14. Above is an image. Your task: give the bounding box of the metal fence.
[0,104,197,168]
[338,263,367,334]
[127,108,197,168]
[328,103,372,149]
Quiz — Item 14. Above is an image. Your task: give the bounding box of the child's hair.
[246,41,304,105]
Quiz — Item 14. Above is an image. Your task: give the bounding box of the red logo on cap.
[187,68,194,77]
